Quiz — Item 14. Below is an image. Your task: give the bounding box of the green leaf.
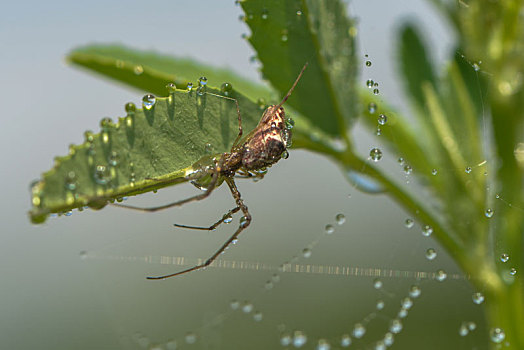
[68,44,272,102]
[29,87,262,224]
[398,24,438,113]
[240,0,358,137]
[67,43,341,160]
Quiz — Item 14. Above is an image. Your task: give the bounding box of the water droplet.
[253,311,263,321]
[197,78,207,96]
[281,29,288,42]
[467,322,477,331]
[401,297,413,309]
[261,8,268,19]
[316,339,330,350]
[368,102,377,114]
[403,165,413,175]
[240,216,249,228]
[281,149,289,159]
[100,117,112,131]
[425,248,437,260]
[376,300,385,310]
[264,280,273,290]
[280,333,292,346]
[325,224,334,234]
[409,285,421,298]
[500,253,509,262]
[374,341,386,350]
[187,82,193,92]
[204,143,213,154]
[370,148,382,161]
[65,171,77,191]
[490,328,505,343]
[335,214,346,225]
[352,323,366,338]
[435,269,447,282]
[422,225,433,236]
[79,250,88,260]
[166,340,177,350]
[94,165,111,185]
[509,267,517,275]
[365,60,372,67]
[287,117,295,128]
[302,248,312,258]
[221,82,233,96]
[164,83,177,95]
[459,323,469,336]
[404,218,414,228]
[272,273,281,283]
[431,168,438,175]
[296,10,302,16]
[125,102,136,115]
[185,332,196,344]
[242,301,253,313]
[292,331,307,347]
[472,292,484,304]
[373,278,383,289]
[465,166,472,174]
[398,157,405,165]
[108,151,119,166]
[133,65,144,75]
[142,94,156,110]
[389,319,403,334]
[340,334,351,347]
[485,208,494,218]
[377,114,387,125]
[375,127,382,136]
[383,333,394,346]
[366,79,374,88]
[230,300,240,310]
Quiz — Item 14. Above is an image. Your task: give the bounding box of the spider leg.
[147,177,251,280]
[205,92,243,147]
[174,206,240,230]
[111,157,225,212]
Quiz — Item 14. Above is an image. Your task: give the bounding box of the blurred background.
[1,1,488,349]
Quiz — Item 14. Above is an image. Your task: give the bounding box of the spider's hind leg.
[147,177,251,280]
[174,206,240,231]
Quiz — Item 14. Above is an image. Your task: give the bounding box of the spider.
[114,63,308,280]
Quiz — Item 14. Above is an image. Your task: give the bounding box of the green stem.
[484,279,524,349]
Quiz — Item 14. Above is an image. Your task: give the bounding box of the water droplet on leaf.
[221,82,233,96]
[142,94,156,110]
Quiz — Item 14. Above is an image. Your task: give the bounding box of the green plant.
[29,0,524,348]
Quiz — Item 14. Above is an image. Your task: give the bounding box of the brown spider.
[114,63,308,279]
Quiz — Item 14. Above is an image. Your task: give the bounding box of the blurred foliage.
[30,0,524,348]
